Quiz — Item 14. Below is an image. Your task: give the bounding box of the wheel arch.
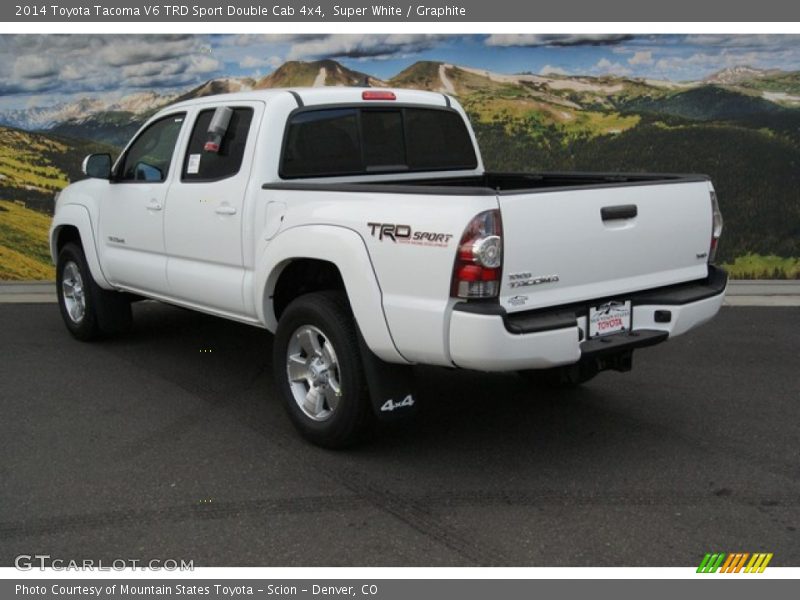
[271,258,346,323]
[50,204,112,289]
[256,225,407,364]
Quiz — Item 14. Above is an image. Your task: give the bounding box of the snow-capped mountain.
[703,66,779,85]
[0,91,177,131]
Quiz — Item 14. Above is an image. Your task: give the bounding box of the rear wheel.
[273,291,371,448]
[56,242,132,341]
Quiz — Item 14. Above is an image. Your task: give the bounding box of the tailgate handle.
[601,204,637,221]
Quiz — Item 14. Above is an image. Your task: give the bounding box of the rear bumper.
[448,266,727,371]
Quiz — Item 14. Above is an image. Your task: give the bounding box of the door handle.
[215,205,237,215]
[146,200,162,211]
[601,204,637,221]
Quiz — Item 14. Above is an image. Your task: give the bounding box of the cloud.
[592,58,632,76]
[683,34,800,48]
[0,34,222,96]
[98,36,200,67]
[187,55,221,74]
[220,34,326,47]
[239,55,283,70]
[285,34,448,60]
[485,34,633,48]
[539,65,569,76]
[12,55,59,80]
[60,64,83,82]
[628,51,654,66]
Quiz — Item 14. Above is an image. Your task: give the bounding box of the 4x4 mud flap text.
[356,333,418,423]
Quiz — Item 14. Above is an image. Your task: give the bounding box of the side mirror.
[81,154,112,179]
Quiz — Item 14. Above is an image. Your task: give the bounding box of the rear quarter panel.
[255,187,497,366]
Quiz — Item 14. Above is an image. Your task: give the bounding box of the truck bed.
[265,170,714,314]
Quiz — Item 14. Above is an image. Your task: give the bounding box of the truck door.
[163,102,262,316]
[99,112,186,294]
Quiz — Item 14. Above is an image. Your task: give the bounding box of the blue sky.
[1,34,799,110]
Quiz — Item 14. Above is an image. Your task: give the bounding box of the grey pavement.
[0,303,798,566]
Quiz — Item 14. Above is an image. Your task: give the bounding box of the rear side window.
[182,107,254,181]
[280,109,361,177]
[405,109,476,170]
[280,107,477,178]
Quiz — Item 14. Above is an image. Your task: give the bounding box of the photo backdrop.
[1,34,799,279]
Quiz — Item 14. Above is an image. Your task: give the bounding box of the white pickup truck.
[50,87,726,447]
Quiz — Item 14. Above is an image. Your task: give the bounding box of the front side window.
[118,113,186,182]
[182,107,254,181]
[280,107,478,178]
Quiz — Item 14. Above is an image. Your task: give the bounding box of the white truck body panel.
[255,224,406,364]
[164,101,265,315]
[50,200,111,288]
[50,86,726,374]
[498,180,714,312]
[98,179,171,295]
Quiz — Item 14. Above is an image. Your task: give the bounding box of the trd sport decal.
[367,222,453,247]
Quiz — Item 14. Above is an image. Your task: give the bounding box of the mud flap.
[357,333,417,423]
[91,287,132,334]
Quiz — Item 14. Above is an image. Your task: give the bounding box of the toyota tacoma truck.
[50,87,727,447]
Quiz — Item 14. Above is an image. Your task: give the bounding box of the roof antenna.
[361,76,371,88]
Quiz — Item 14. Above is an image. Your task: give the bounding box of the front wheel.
[56,242,131,341]
[273,291,372,448]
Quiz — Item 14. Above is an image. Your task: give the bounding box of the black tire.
[273,291,372,448]
[56,242,132,341]
[518,363,598,388]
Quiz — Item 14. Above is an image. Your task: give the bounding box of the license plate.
[588,300,631,338]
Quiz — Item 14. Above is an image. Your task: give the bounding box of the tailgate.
[498,180,713,312]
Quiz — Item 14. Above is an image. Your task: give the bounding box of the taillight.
[709,190,723,263]
[451,209,503,299]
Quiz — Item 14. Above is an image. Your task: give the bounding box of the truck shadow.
[114,301,664,469]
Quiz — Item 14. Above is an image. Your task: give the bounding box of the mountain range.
[2,61,800,135]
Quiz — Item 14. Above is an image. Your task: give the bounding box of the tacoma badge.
[508,272,560,288]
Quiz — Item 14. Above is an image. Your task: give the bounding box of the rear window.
[280,107,477,178]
